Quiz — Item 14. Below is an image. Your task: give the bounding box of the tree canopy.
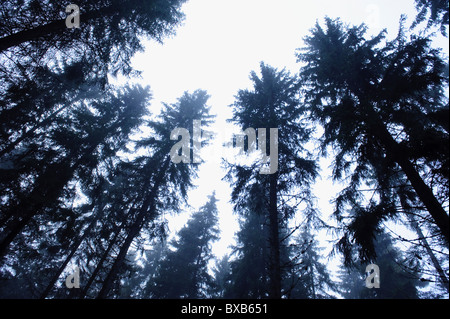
[297,17,449,263]
[0,0,448,301]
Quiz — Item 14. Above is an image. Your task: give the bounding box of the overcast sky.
[128,0,449,259]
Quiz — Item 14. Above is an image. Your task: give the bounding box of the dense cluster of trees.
[0,0,448,299]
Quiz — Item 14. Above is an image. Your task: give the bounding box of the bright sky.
[129,0,449,260]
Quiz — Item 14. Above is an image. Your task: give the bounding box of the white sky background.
[129,0,449,266]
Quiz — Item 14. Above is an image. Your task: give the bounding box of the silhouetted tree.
[226,62,319,298]
[338,232,428,299]
[297,18,449,257]
[287,228,336,299]
[0,0,187,78]
[412,0,449,36]
[226,207,270,298]
[146,193,220,298]
[96,90,213,298]
[0,84,150,261]
[0,0,190,299]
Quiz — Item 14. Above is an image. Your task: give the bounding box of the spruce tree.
[226,208,270,298]
[0,84,150,261]
[146,193,220,299]
[338,232,427,299]
[226,62,318,298]
[0,0,187,78]
[95,90,213,298]
[287,228,336,299]
[297,18,449,253]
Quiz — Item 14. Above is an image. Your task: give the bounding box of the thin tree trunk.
[79,224,123,299]
[268,173,281,299]
[96,158,170,299]
[39,207,102,299]
[0,161,74,260]
[400,197,449,293]
[0,119,125,260]
[411,215,449,293]
[96,211,148,299]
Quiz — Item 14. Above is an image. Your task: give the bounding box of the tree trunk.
[376,124,450,244]
[363,103,449,244]
[0,0,143,53]
[39,207,102,299]
[0,19,65,52]
[0,118,126,260]
[0,7,102,52]
[411,215,449,293]
[79,224,123,299]
[96,210,148,299]
[96,157,170,299]
[268,173,281,299]
[400,196,449,293]
[0,161,74,260]
[0,86,99,159]
[0,139,104,260]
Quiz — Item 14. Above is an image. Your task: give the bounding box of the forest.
[0,0,448,299]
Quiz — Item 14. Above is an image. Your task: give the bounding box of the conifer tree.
[146,193,220,299]
[297,18,449,255]
[0,0,187,78]
[338,232,428,299]
[96,90,213,298]
[0,84,151,260]
[287,228,336,299]
[226,62,318,298]
[226,208,270,298]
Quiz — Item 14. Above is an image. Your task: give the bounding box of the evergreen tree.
[146,193,220,299]
[338,232,427,299]
[95,90,213,298]
[0,0,188,179]
[412,0,449,36]
[287,228,336,299]
[0,0,190,299]
[0,84,150,261]
[398,184,449,294]
[297,18,449,259]
[226,208,270,299]
[0,0,187,78]
[226,62,319,298]
[0,88,212,299]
